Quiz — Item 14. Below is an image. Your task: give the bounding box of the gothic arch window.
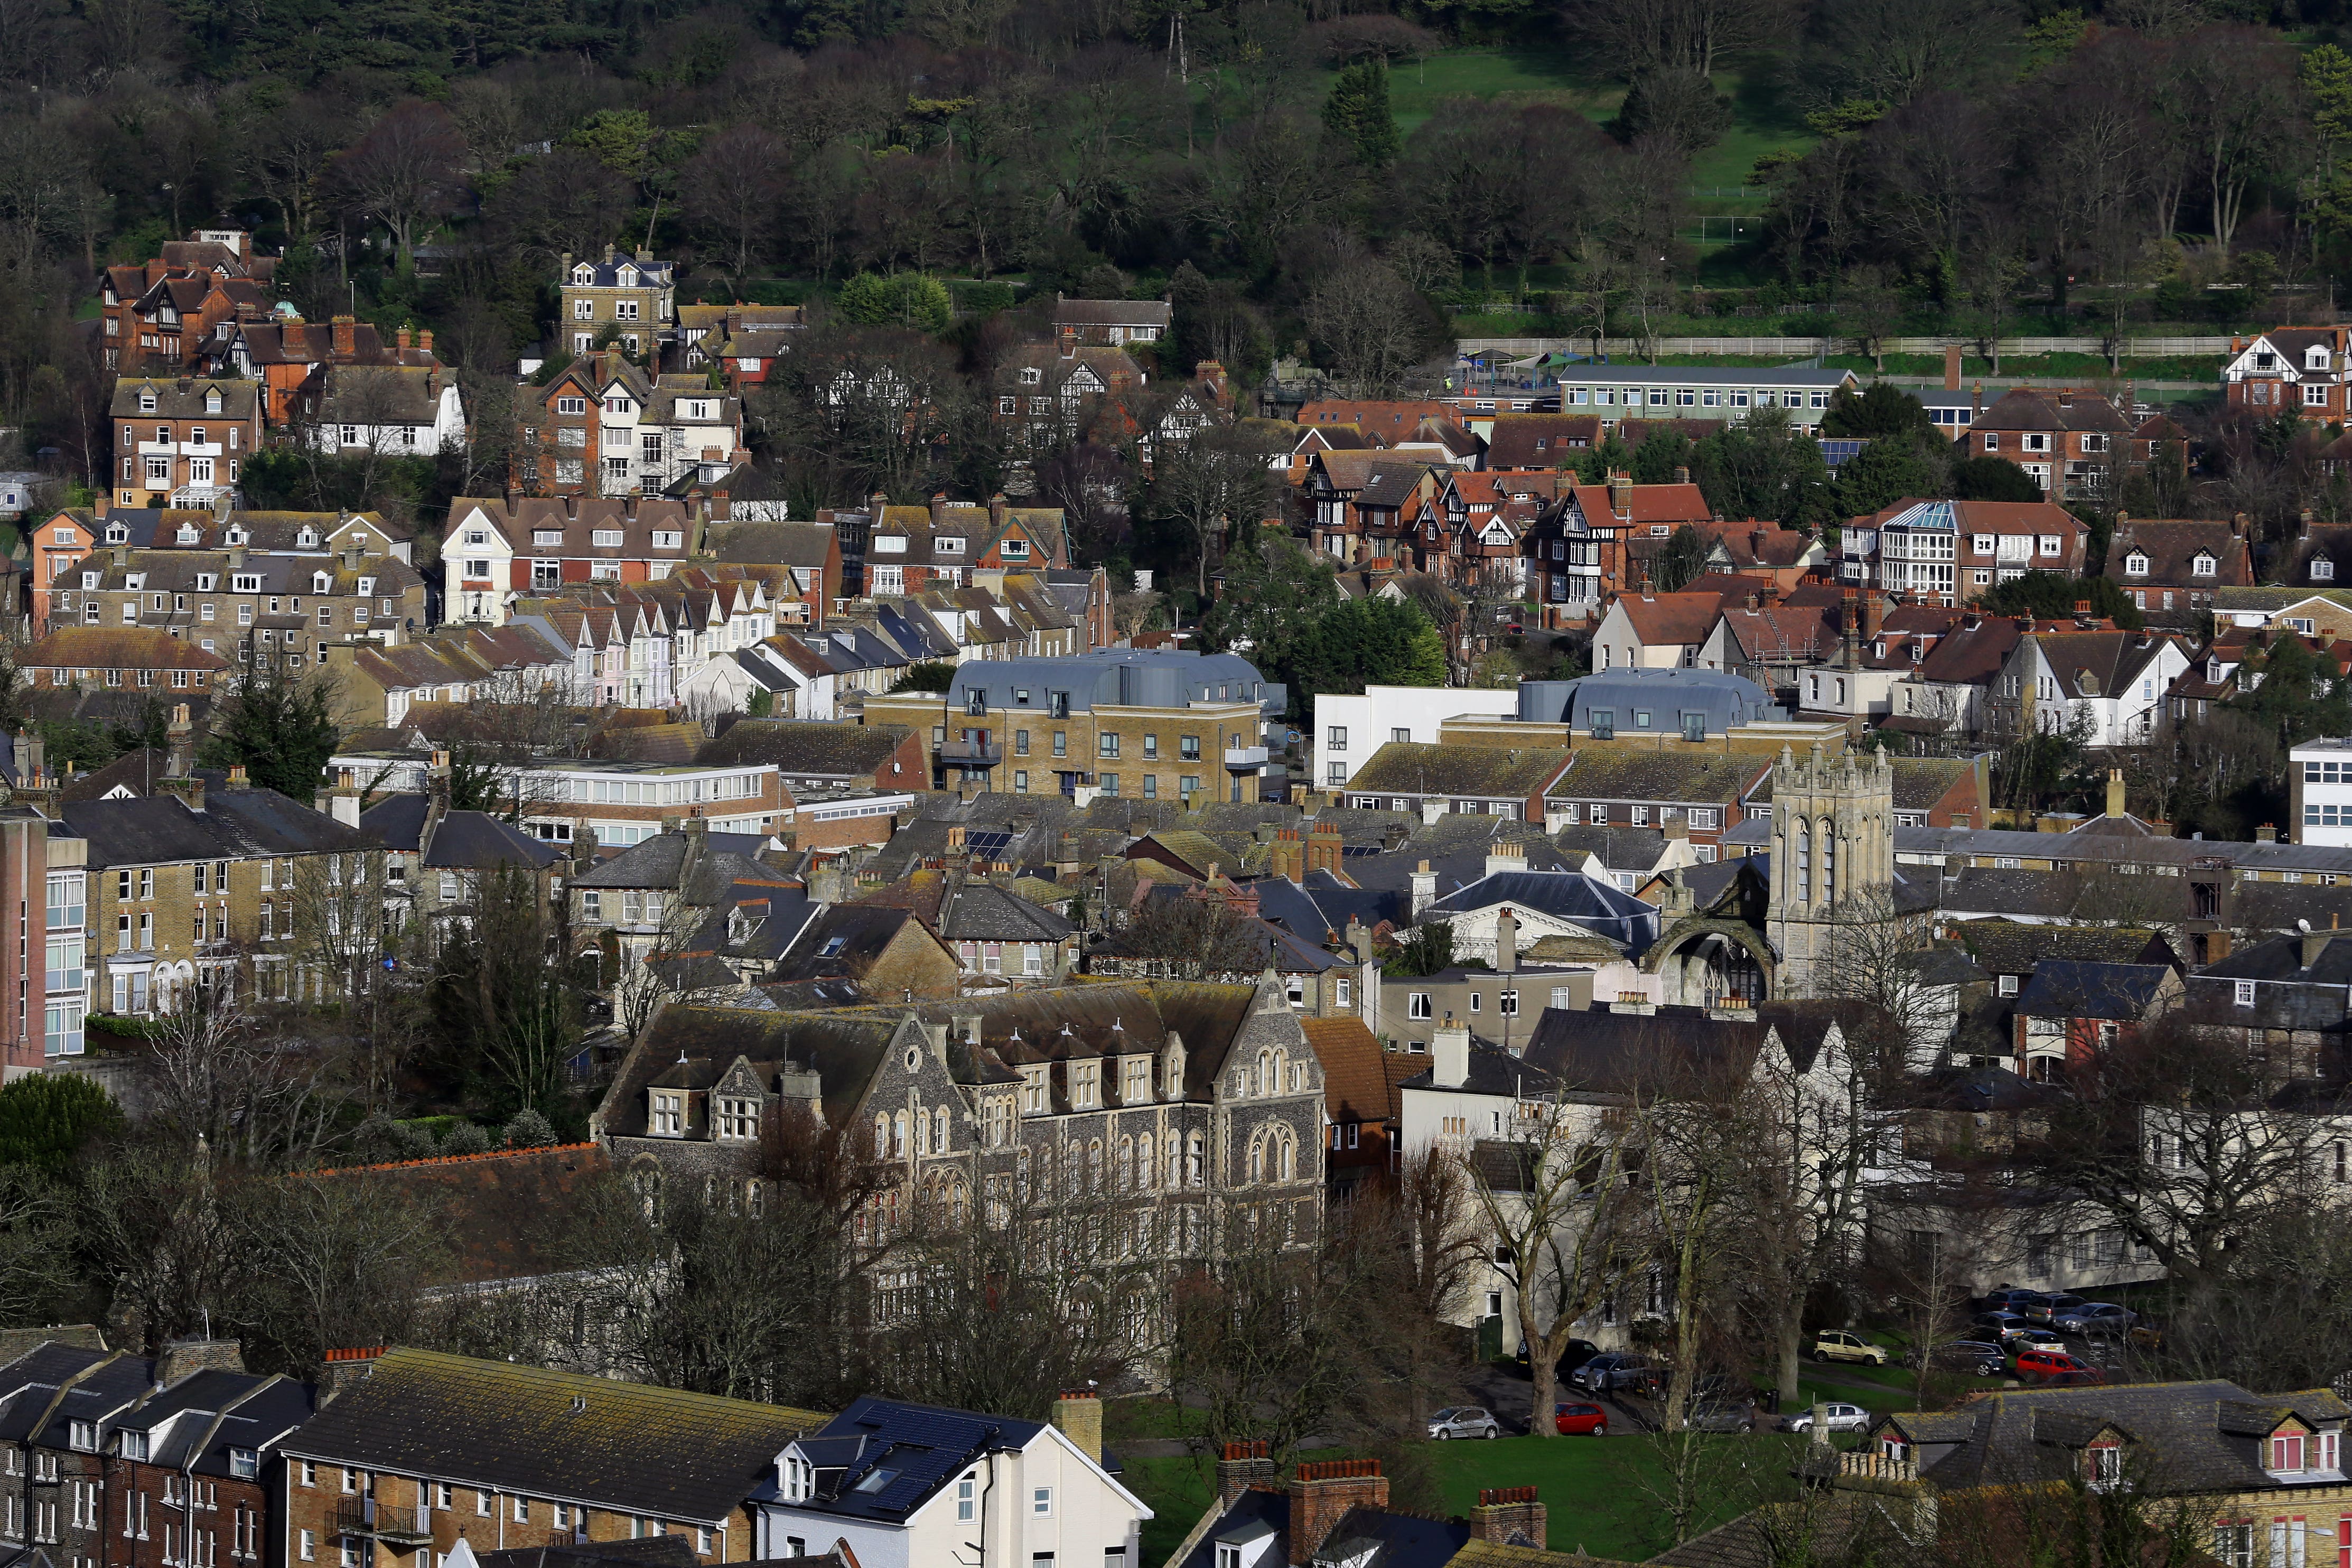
[893,1110,910,1158]
[1138,1134,1155,1188]
[1818,817,1837,904]
[1794,821,1811,903]
[1119,1136,1135,1191]
[1187,1131,1205,1187]
[1248,1136,1266,1184]
[931,1106,949,1154]
[1088,1138,1104,1191]
[1276,1132,1294,1182]
[874,1113,890,1158]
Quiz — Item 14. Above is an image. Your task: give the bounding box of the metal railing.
[333,1502,431,1543]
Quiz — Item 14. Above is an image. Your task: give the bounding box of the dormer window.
[125,574,144,591]
[80,572,97,590]
[68,1422,99,1452]
[1019,368,1042,386]
[313,572,331,592]
[225,527,247,545]
[358,576,375,596]
[2124,553,2148,575]
[232,573,260,593]
[780,1453,813,1504]
[106,524,128,544]
[572,265,595,284]
[2271,1431,2308,1472]
[2192,554,2216,577]
[649,1090,684,1137]
[118,1430,147,1461]
[196,574,215,591]
[2311,347,2332,369]
[297,527,318,548]
[2085,1442,2121,1487]
[138,389,157,414]
[176,523,200,544]
[936,535,964,555]
[204,389,222,414]
[2318,557,2338,581]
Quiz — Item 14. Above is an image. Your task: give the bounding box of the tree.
[1651,525,1712,592]
[1831,432,1939,516]
[1322,60,1398,169]
[1949,454,2043,502]
[1819,382,1932,439]
[2172,28,2296,258]
[147,988,350,1162]
[328,101,466,275]
[1977,570,2144,628]
[1689,407,1837,529]
[1104,896,1270,976]
[679,124,787,279]
[0,1073,122,1172]
[1205,529,1340,660]
[1305,260,1436,398]
[1560,0,1802,79]
[1144,424,1278,600]
[233,1169,441,1374]
[431,866,580,1119]
[197,664,341,802]
[1283,598,1448,699]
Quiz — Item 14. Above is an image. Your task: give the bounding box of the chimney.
[318,1346,387,1404]
[2257,823,2277,842]
[1673,465,1691,485]
[929,492,948,526]
[1410,858,1438,919]
[330,314,357,358]
[1216,1443,1275,1508]
[2207,930,2233,964]
[2304,913,2340,970]
[1270,827,1303,881]
[1972,381,1984,418]
[1485,839,1527,880]
[1288,1461,1387,1566]
[989,492,1008,530]
[225,765,248,791]
[1049,1390,1102,1466]
[419,329,433,356]
[1608,470,1632,519]
[1862,589,1886,641]
[396,326,412,352]
[1496,908,1518,974]
[10,729,41,790]
[156,1338,243,1385]
[427,750,452,816]
[1944,344,1962,391]
[1472,1488,1547,1549]
[1306,823,1343,877]
[1432,1018,1470,1087]
[2106,769,2126,820]
[166,703,194,777]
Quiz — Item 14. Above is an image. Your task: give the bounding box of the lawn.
[1119,1431,1819,1563]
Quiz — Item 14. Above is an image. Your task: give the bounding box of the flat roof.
[2293,738,2352,753]
[1547,365,1855,387]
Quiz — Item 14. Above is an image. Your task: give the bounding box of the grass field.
[1120,1431,1818,1563]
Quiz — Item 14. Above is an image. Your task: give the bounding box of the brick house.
[57,547,427,671]
[557,248,678,359]
[280,1347,818,1568]
[1050,293,1171,347]
[704,521,845,626]
[29,508,412,635]
[110,379,263,509]
[442,496,702,626]
[2224,326,2352,421]
[1299,1015,1415,1198]
[515,354,744,501]
[0,1340,311,1568]
[992,343,1147,462]
[19,627,230,694]
[1520,474,1716,620]
[2102,515,2254,620]
[1963,387,2132,499]
[674,303,804,383]
[1339,742,1574,822]
[861,494,1069,596]
[1482,413,1600,471]
[214,316,447,430]
[695,720,926,795]
[1842,498,2089,606]
[100,230,277,374]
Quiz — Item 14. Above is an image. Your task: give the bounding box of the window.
[1327,725,1347,748]
[514,1498,528,1524]
[1409,992,1431,1019]
[300,1534,315,1563]
[1098,733,1119,758]
[956,1476,977,1523]
[1031,1488,1052,1518]
[2236,979,2257,1007]
[2274,1432,2309,1472]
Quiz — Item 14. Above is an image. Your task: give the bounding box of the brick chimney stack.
[1270,828,1303,881]
[1287,1461,1387,1565]
[331,314,357,358]
[1472,1487,1547,1548]
[319,1346,386,1404]
[1049,1390,1101,1466]
[1305,822,1342,877]
[1216,1443,1275,1508]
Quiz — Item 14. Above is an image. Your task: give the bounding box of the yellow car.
[1810,1330,1890,1366]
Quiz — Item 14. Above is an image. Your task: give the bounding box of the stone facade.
[1765,744,1897,995]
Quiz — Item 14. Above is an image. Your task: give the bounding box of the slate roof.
[2012,959,2176,1021]
[62,783,375,868]
[2030,630,2180,701]
[1955,920,2173,975]
[777,1396,1098,1524]
[1172,1487,1468,1568]
[128,1369,314,1478]
[1970,387,2131,434]
[571,830,769,891]
[1483,414,1601,469]
[474,1537,701,1568]
[2107,519,2253,590]
[1552,750,1769,806]
[21,628,231,673]
[1347,742,1571,799]
[422,813,564,872]
[109,379,259,420]
[284,1349,822,1522]
[1423,868,1659,950]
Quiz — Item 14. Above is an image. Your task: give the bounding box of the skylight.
[851,1468,898,1494]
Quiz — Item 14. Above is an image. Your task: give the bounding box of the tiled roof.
[1553,750,1769,805]
[1299,1016,1411,1127]
[1052,296,1172,328]
[302,1145,608,1284]
[2108,519,2252,589]
[1483,414,1601,469]
[1611,591,1724,647]
[284,1348,823,1521]
[21,627,230,671]
[1347,742,1570,798]
[109,378,258,419]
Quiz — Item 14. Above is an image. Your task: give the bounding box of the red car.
[1555,1402,1609,1436]
[2015,1348,2104,1385]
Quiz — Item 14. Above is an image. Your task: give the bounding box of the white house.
[2294,738,2352,846]
[1310,684,1518,792]
[1592,591,1721,674]
[757,1395,1149,1568]
[1997,629,2189,748]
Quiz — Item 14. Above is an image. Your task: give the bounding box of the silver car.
[1778,1402,1870,1434]
[1427,1406,1501,1440]
[2054,1303,2138,1337]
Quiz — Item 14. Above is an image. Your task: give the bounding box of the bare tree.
[145,985,347,1162]
[329,101,467,274]
[1141,424,1278,601]
[1304,260,1436,398]
[1560,0,1802,80]
[680,125,787,281]
[233,1168,442,1374]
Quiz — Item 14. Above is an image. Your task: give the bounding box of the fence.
[1457,335,2238,360]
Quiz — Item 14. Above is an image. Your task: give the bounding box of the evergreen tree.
[1688,408,1836,528]
[1631,429,1694,483]
[1831,435,1937,517]
[1284,597,1446,696]
[196,664,341,802]
[1819,382,1934,439]
[0,1075,122,1173]
[1322,61,1399,170]
[1575,435,1636,484]
[1949,455,2045,502]
[1976,571,2144,629]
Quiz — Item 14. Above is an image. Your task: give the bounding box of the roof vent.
[571,1395,586,1414]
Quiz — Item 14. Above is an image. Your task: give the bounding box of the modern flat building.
[1310,685,1517,792]
[1539,363,1858,432]
[2293,738,2352,846]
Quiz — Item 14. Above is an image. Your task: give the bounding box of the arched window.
[1818,817,1837,904]
[745,1179,763,1217]
[1794,821,1810,904]
[1088,1138,1104,1191]
[1248,1138,1265,1183]
[1258,1049,1275,1095]
[932,1106,949,1154]
[1276,1134,1293,1182]
[893,1110,910,1158]
[1231,1067,1247,1097]
[1138,1134,1155,1189]
[1168,1138,1184,1189]
[1187,1132,1205,1187]
[1119,1137,1135,1191]
[874,1114,890,1158]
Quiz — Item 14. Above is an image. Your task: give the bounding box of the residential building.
[303,356,468,458]
[1338,743,1573,822]
[862,493,1070,596]
[1418,856,1663,968]
[1482,413,1597,471]
[1963,387,2133,499]
[1170,1455,1567,1566]
[2180,928,2350,1078]
[1700,600,1841,702]
[514,353,743,501]
[2010,958,2184,1079]
[2224,326,2352,421]
[109,378,264,509]
[2293,738,2352,846]
[557,248,678,358]
[62,547,428,673]
[327,747,789,849]
[1522,475,1719,618]
[354,790,566,951]
[1542,750,1771,856]
[674,303,804,382]
[30,508,413,631]
[443,496,702,624]
[1051,293,1171,347]
[0,791,88,1069]
[697,721,926,797]
[215,315,449,430]
[1311,686,1519,793]
[2278,516,2352,591]
[280,1346,819,1568]
[1592,590,1724,671]
[1298,1016,1414,1194]
[321,623,578,729]
[992,343,1147,461]
[1842,498,2090,606]
[1540,363,1857,430]
[1295,399,1452,435]
[759,1394,1147,1568]
[864,650,1280,803]
[64,752,383,1014]
[2103,515,2255,619]
[855,867,1080,987]
[18,627,230,695]
[99,229,277,374]
[1987,627,2190,746]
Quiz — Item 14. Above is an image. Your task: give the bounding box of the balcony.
[939,739,1000,770]
[334,1502,431,1545]
[1224,745,1268,771]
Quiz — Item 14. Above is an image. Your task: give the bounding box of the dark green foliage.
[835,273,952,333]
[890,662,958,693]
[1611,70,1731,154]
[1630,430,1694,484]
[195,665,342,802]
[2233,635,2352,748]
[1651,525,1712,592]
[1323,61,1400,169]
[1819,383,1934,440]
[431,866,580,1119]
[1382,922,1454,977]
[1976,571,2144,629]
[1575,436,1638,484]
[0,1075,123,1173]
[1831,434,1938,517]
[1688,410,1836,528]
[1168,264,1274,386]
[1949,455,2046,502]
[1282,598,1449,701]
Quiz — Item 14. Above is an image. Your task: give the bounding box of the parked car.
[1972,1311,2030,1342]
[2041,1368,2106,1387]
[2129,1321,2164,1352]
[1687,1401,1758,1434]
[2010,1327,2067,1354]
[1555,1402,1609,1436]
[1903,1341,2006,1377]
[2023,1293,2089,1327]
[1810,1330,1890,1366]
[1533,1338,1603,1377]
[2055,1303,2138,1337]
[1779,1402,1870,1434]
[2015,1348,2103,1384]
[1980,1288,2047,1313]
[1573,1352,1656,1393]
[1428,1407,1501,1440]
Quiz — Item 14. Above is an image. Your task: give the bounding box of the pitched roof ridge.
[307,1142,600,1177]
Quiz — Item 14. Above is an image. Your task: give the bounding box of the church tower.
[1765,742,1896,995]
